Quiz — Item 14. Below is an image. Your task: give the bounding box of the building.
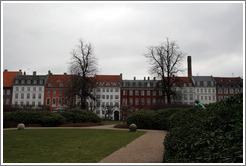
[12,71,48,108]
[91,74,121,120]
[3,69,21,106]
[192,76,217,104]
[44,72,76,110]
[121,76,164,119]
[214,77,243,101]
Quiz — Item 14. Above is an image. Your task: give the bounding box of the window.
[102,95,105,99]
[32,101,35,106]
[52,98,56,105]
[21,87,24,91]
[33,94,36,99]
[135,98,139,105]
[15,80,19,84]
[110,95,113,99]
[205,96,207,100]
[115,88,119,92]
[21,93,24,99]
[59,83,64,87]
[6,89,10,95]
[147,91,150,96]
[48,83,52,87]
[200,89,203,93]
[38,102,41,106]
[64,98,68,105]
[135,90,139,96]
[102,88,105,92]
[208,89,211,93]
[189,94,193,100]
[40,80,44,84]
[159,90,162,96]
[230,89,234,94]
[53,90,56,95]
[201,96,203,100]
[209,96,211,100]
[21,80,25,84]
[110,88,113,92]
[141,98,145,105]
[204,89,207,93]
[152,98,156,104]
[106,95,109,99]
[106,88,109,92]
[33,80,37,84]
[27,80,31,84]
[115,102,119,107]
[46,98,50,105]
[27,87,30,91]
[110,102,113,106]
[123,90,127,96]
[15,93,18,99]
[152,91,156,96]
[47,90,50,95]
[102,102,105,107]
[213,96,215,101]
[115,95,119,99]
[204,81,207,86]
[27,93,30,99]
[6,99,10,105]
[129,98,133,105]
[16,87,19,91]
[218,88,222,94]
[106,102,109,106]
[129,90,133,96]
[96,95,100,99]
[97,88,100,92]
[141,90,145,96]
[38,93,42,99]
[235,88,239,94]
[33,87,36,91]
[212,89,215,93]
[59,90,62,95]
[147,98,151,105]
[58,98,62,105]
[96,110,100,115]
[224,88,228,94]
[197,89,199,93]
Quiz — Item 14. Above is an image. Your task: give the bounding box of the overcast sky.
[2,2,244,80]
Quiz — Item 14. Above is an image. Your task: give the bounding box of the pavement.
[4,124,167,163]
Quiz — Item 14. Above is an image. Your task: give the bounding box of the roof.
[192,76,215,82]
[214,77,243,88]
[3,71,21,87]
[45,74,77,88]
[172,77,194,87]
[95,75,121,87]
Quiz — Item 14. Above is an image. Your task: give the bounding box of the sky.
[2,2,244,80]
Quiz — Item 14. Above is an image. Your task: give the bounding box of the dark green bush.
[59,109,101,123]
[163,93,243,163]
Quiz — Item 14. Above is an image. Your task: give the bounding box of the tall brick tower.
[187,56,192,77]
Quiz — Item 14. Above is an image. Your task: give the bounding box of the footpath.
[4,124,167,163]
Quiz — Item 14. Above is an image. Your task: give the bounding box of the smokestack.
[187,56,192,77]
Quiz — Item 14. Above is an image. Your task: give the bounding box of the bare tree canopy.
[69,39,98,110]
[145,38,185,104]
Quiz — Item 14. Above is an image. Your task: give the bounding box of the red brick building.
[3,69,21,106]
[44,72,77,111]
[214,77,243,101]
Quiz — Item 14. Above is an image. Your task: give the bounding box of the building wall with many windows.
[12,72,48,108]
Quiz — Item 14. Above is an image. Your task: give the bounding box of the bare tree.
[145,38,185,104]
[69,39,98,110]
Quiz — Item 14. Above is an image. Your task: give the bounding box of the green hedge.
[3,109,101,127]
[163,93,243,163]
[126,108,188,130]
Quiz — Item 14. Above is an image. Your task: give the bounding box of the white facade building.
[12,72,48,108]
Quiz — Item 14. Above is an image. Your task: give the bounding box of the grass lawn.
[101,121,124,125]
[4,129,146,163]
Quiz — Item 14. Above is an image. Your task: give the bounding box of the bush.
[59,109,101,123]
[163,94,243,163]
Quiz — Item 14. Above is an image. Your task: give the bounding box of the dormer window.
[112,82,117,85]
[15,80,19,84]
[59,83,64,87]
[40,80,44,84]
[106,82,110,85]
[27,80,31,84]
[33,80,37,84]
[48,83,52,87]
[21,80,25,84]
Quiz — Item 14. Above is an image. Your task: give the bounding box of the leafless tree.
[145,38,185,104]
[69,39,98,110]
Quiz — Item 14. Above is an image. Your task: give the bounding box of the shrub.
[163,94,243,163]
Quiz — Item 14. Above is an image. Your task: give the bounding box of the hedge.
[163,93,243,163]
[3,109,101,127]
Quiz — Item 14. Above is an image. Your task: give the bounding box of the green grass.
[4,129,146,163]
[101,121,124,125]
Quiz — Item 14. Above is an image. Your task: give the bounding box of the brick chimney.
[187,56,192,77]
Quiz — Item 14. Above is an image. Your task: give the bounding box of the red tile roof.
[214,77,243,87]
[46,74,78,88]
[95,75,121,87]
[3,71,21,87]
[169,77,194,87]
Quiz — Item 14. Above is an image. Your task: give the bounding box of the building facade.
[12,71,48,108]
[214,77,243,101]
[3,70,21,106]
[192,76,217,104]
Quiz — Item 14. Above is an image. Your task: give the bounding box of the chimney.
[64,73,67,75]
[153,77,156,80]
[134,77,136,80]
[148,77,150,80]
[187,56,192,77]
[24,71,26,75]
[33,71,36,76]
[19,69,22,75]
[144,77,146,80]
[4,69,8,72]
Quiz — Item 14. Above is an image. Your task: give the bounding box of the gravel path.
[4,124,167,163]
